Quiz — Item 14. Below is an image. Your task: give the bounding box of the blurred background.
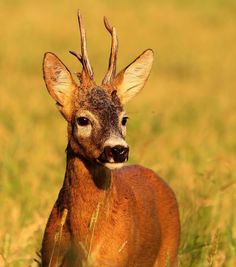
[0,0,235,266]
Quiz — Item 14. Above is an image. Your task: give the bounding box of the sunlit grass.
[0,0,235,266]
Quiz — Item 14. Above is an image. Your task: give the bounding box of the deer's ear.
[43,52,77,120]
[113,49,154,104]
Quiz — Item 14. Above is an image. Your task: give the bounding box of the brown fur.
[41,12,180,267]
[42,152,180,267]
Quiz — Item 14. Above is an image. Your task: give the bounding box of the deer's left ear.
[113,49,154,104]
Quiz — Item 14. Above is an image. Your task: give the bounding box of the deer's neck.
[66,151,112,196]
[64,150,114,229]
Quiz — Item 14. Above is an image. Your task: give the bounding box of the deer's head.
[43,11,153,169]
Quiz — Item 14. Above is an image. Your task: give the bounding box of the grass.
[0,0,235,266]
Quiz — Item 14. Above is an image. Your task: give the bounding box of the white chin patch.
[104,162,124,170]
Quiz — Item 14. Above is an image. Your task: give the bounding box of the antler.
[70,10,94,81]
[102,17,118,85]
[69,50,83,64]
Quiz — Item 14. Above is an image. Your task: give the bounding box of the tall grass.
[0,0,235,266]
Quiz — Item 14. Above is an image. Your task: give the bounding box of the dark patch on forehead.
[83,87,122,112]
[79,87,123,131]
[87,87,121,109]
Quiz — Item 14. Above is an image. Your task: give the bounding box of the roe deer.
[41,10,180,267]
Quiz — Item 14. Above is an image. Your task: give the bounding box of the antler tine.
[77,10,94,79]
[69,50,83,64]
[102,16,118,85]
[104,16,113,34]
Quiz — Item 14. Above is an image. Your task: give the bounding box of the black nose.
[111,145,129,163]
[99,145,129,163]
[111,146,129,158]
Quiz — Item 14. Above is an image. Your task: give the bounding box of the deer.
[41,10,180,267]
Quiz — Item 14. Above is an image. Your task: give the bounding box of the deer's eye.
[121,117,128,126]
[76,117,90,126]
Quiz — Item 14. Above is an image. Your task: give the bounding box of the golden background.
[0,0,235,266]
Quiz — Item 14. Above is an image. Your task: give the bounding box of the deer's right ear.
[43,52,77,121]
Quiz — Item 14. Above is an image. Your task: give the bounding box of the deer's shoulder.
[113,164,176,199]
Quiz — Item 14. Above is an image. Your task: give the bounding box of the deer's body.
[41,11,180,267]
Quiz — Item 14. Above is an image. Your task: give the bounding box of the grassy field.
[0,0,236,266]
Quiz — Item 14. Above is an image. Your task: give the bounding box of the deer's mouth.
[99,161,125,170]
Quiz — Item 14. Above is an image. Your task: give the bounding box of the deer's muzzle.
[98,145,129,164]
